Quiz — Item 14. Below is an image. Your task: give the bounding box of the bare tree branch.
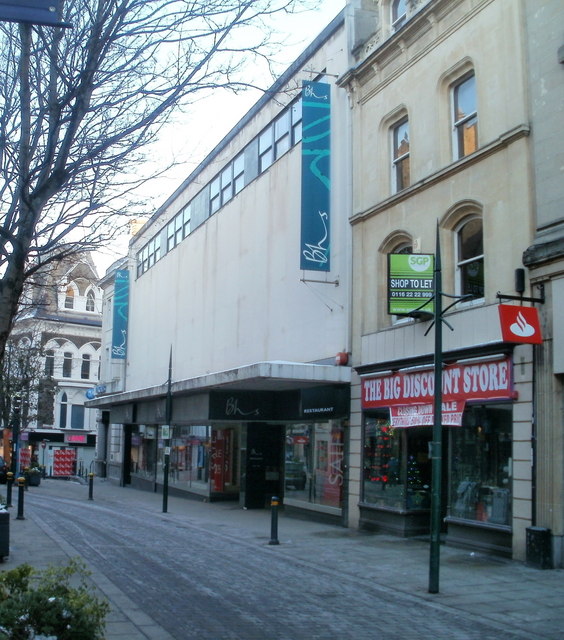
[0,0,316,363]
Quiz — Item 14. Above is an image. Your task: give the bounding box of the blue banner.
[300,81,331,271]
[111,270,129,360]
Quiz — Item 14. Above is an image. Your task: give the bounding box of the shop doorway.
[243,423,284,509]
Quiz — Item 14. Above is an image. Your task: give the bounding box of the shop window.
[456,217,484,299]
[391,0,407,32]
[391,118,410,193]
[363,416,432,511]
[452,72,478,159]
[284,422,344,509]
[448,404,512,526]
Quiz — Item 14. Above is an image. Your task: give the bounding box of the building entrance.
[243,423,284,509]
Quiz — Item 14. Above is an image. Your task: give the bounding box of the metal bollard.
[16,477,26,520]
[268,496,280,545]
[6,472,13,508]
[88,472,94,500]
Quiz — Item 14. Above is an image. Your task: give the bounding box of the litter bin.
[0,509,9,561]
[526,526,552,569]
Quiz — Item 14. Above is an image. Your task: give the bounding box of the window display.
[285,421,344,509]
[363,416,431,510]
[449,404,512,526]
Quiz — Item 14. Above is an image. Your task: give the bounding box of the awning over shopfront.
[86,361,351,424]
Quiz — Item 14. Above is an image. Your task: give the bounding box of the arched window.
[60,392,68,429]
[64,286,75,309]
[81,354,91,380]
[456,217,484,299]
[44,349,55,377]
[391,117,410,193]
[86,290,96,312]
[62,352,73,378]
[452,72,478,159]
[391,0,407,32]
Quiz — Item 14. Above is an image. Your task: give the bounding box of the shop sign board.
[498,304,542,344]
[362,356,514,424]
[387,254,434,316]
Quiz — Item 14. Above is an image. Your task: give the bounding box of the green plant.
[0,559,109,639]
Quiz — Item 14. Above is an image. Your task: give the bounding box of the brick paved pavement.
[1,478,562,639]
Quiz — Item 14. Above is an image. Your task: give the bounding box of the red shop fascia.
[360,354,517,424]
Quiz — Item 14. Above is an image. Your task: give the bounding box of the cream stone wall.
[341,0,535,557]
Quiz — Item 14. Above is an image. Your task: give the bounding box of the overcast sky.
[94,1,345,273]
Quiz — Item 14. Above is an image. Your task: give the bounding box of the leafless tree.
[0,0,314,364]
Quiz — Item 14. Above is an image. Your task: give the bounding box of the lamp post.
[162,348,172,513]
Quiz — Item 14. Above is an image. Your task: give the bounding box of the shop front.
[359,353,515,554]
[95,364,351,523]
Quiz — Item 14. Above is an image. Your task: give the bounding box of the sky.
[94,0,346,274]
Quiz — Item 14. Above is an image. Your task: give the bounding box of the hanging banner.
[390,400,465,427]
[362,356,514,410]
[111,269,129,359]
[300,81,331,272]
[388,253,434,316]
[498,304,542,344]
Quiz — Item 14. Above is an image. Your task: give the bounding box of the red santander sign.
[498,304,542,344]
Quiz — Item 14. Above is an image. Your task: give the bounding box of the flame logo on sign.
[510,311,536,337]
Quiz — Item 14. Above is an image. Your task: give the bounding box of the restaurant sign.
[362,357,514,427]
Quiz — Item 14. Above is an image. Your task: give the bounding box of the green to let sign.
[388,254,434,316]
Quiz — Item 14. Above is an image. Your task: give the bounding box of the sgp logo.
[408,255,432,272]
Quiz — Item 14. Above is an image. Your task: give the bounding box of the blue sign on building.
[111,270,129,360]
[300,81,331,272]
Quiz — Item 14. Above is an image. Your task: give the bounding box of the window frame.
[62,352,73,378]
[452,72,478,160]
[455,216,484,302]
[391,0,407,32]
[391,117,410,193]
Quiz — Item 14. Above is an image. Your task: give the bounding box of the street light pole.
[429,225,443,594]
[162,348,172,513]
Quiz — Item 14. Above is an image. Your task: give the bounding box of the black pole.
[16,477,25,520]
[6,472,13,507]
[88,472,94,500]
[269,496,280,545]
[162,348,172,514]
[429,225,443,594]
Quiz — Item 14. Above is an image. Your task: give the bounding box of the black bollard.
[268,496,280,545]
[6,472,13,508]
[16,477,26,520]
[88,472,94,500]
